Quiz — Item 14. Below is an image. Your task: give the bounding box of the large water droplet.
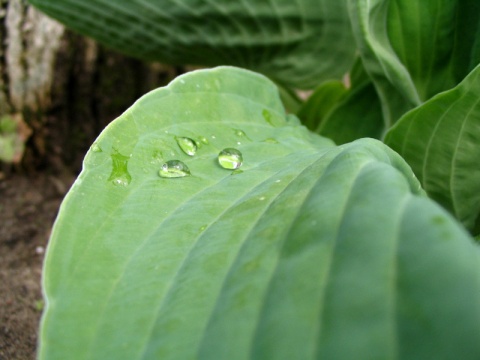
[218,148,243,170]
[108,149,132,186]
[159,160,191,178]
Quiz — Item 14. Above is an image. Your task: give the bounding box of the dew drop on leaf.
[262,109,274,125]
[175,136,197,156]
[108,149,132,186]
[263,138,278,144]
[159,160,191,178]
[218,148,243,170]
[232,128,250,140]
[198,136,209,145]
[90,143,102,152]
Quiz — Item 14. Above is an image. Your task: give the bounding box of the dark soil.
[0,171,73,359]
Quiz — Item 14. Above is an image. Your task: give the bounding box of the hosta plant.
[28,0,480,359]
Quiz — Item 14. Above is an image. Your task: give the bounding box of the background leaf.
[298,60,384,144]
[349,0,480,125]
[27,0,356,89]
[316,80,384,144]
[40,67,480,359]
[297,80,348,131]
[385,64,480,235]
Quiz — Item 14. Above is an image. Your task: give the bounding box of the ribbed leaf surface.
[385,64,480,234]
[27,0,355,89]
[40,67,480,359]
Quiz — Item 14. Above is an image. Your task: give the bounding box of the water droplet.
[262,109,274,125]
[199,225,207,232]
[218,148,243,170]
[197,136,209,145]
[211,135,216,139]
[237,141,241,145]
[175,136,197,156]
[275,179,281,183]
[112,178,130,187]
[91,143,102,152]
[259,196,266,201]
[179,79,185,84]
[263,138,278,144]
[108,149,132,186]
[151,150,163,163]
[159,160,191,178]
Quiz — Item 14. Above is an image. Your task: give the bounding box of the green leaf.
[298,60,384,144]
[385,64,480,234]
[27,0,356,89]
[349,0,480,125]
[297,80,348,131]
[317,80,384,144]
[40,67,480,359]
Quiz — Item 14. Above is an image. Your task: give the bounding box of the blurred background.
[0,2,181,358]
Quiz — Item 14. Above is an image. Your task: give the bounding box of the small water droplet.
[275,179,281,183]
[165,130,169,134]
[198,136,209,145]
[211,135,216,139]
[159,160,191,178]
[263,138,278,144]
[151,150,163,163]
[108,149,132,186]
[179,79,185,84]
[218,148,243,170]
[259,196,266,201]
[175,136,197,156]
[91,143,102,152]
[237,141,241,145]
[199,225,207,232]
[112,178,130,187]
[262,109,274,125]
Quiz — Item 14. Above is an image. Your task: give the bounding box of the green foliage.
[385,64,480,233]
[27,0,356,89]
[28,0,480,358]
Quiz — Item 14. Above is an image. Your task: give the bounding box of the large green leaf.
[40,67,480,359]
[385,64,480,235]
[27,0,355,89]
[348,0,480,125]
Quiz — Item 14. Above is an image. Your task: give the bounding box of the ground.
[0,171,73,359]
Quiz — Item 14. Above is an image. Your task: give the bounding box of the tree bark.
[0,0,180,172]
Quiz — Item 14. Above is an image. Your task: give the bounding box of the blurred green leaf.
[297,80,348,131]
[317,80,384,144]
[28,0,356,89]
[40,67,480,359]
[298,59,384,144]
[385,64,480,234]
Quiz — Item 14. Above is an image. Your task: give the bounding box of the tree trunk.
[0,0,180,173]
